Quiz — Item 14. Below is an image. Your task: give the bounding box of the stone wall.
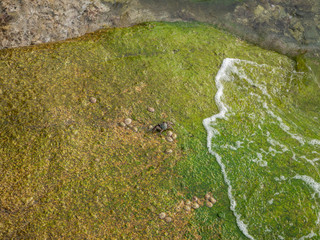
[0,0,319,58]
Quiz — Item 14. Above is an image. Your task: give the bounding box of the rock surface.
[0,0,319,57]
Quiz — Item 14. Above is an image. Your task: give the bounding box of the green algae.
[0,22,319,239]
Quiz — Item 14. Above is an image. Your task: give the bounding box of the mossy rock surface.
[0,22,319,239]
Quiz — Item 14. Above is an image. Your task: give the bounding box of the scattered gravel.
[165,216,172,223]
[184,205,191,211]
[165,149,173,154]
[89,97,97,103]
[206,201,213,208]
[205,193,210,200]
[147,107,155,112]
[209,197,217,204]
[119,122,126,127]
[124,118,132,125]
[166,136,173,142]
[192,203,200,209]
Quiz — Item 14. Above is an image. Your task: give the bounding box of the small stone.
[165,149,173,154]
[205,193,211,200]
[172,133,177,139]
[147,107,155,113]
[166,137,173,142]
[124,118,132,125]
[159,212,166,219]
[167,131,173,137]
[217,212,225,219]
[165,216,172,223]
[148,125,153,130]
[193,196,199,202]
[119,122,126,127]
[192,203,200,209]
[206,201,213,208]
[89,97,97,103]
[132,127,138,132]
[209,197,217,204]
[184,205,191,211]
[185,200,191,206]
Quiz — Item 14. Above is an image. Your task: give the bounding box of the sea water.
[203,59,320,239]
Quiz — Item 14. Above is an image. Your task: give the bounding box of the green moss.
[0,22,318,239]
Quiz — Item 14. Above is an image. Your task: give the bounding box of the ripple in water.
[203,58,320,239]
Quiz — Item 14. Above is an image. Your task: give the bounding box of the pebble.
[147,107,155,113]
[89,97,97,103]
[159,212,166,219]
[166,137,173,142]
[193,196,199,202]
[184,205,191,211]
[167,131,173,137]
[165,149,173,154]
[148,125,153,130]
[165,216,172,223]
[172,133,177,140]
[124,118,132,125]
[206,201,213,208]
[192,203,200,209]
[209,197,217,204]
[119,122,126,127]
[132,127,138,132]
[205,193,211,200]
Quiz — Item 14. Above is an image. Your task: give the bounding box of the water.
[203,58,320,239]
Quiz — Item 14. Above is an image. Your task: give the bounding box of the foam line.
[203,58,255,240]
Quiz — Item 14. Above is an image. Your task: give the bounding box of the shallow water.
[204,58,320,239]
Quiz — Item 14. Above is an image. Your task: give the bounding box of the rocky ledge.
[0,0,319,58]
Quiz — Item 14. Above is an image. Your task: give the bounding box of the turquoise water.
[204,59,320,239]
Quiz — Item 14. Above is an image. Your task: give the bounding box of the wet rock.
[217,212,225,219]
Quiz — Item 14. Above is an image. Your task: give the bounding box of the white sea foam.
[310,139,320,146]
[203,58,255,240]
[293,175,320,197]
[299,231,316,240]
[203,58,319,239]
